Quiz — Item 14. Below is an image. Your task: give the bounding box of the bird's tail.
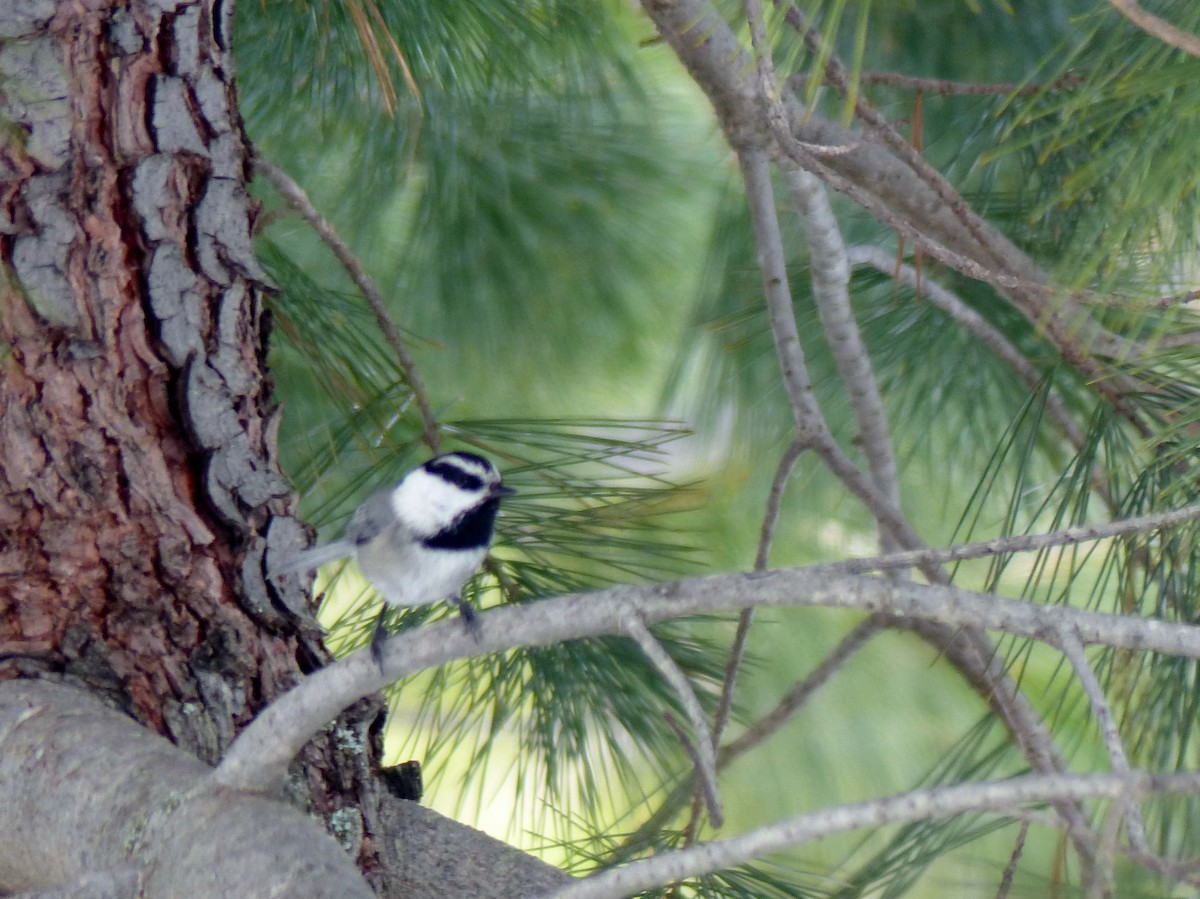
[267,541,352,580]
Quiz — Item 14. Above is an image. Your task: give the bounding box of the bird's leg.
[450,595,482,643]
[370,607,391,670]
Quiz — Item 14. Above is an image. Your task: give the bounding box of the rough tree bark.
[0,2,565,895]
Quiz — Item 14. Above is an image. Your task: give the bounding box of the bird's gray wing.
[344,488,398,546]
[267,486,396,580]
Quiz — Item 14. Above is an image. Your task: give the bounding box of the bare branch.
[635,615,885,854]
[783,166,902,537]
[820,503,1200,579]
[737,151,926,566]
[549,772,1200,899]
[738,148,825,445]
[213,539,1200,793]
[721,616,884,762]
[622,609,723,828]
[694,438,808,842]
[714,445,806,745]
[1056,627,1147,853]
[994,820,1030,899]
[732,71,1087,851]
[752,439,809,574]
[715,438,808,741]
[253,156,442,453]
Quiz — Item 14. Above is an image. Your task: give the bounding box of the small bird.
[269,451,516,665]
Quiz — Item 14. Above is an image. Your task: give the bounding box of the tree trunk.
[0,3,572,894]
[0,2,530,895]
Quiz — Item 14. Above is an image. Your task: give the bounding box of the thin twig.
[1125,845,1200,886]
[817,503,1200,580]
[721,616,884,762]
[755,438,810,573]
[1056,627,1148,854]
[687,437,809,844]
[782,166,902,544]
[715,437,808,739]
[789,70,1086,97]
[623,609,723,828]
[1087,802,1120,899]
[737,148,826,445]
[549,772,1200,899]
[1108,0,1200,59]
[994,820,1029,899]
[625,616,884,858]
[253,155,441,453]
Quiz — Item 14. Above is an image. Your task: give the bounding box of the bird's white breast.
[355,522,486,607]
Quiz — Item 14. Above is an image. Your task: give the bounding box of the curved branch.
[214,506,1200,793]
[1056,627,1147,853]
[549,771,1200,899]
[746,0,902,528]
[0,681,373,898]
[623,610,723,828]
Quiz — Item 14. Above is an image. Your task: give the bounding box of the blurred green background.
[235,1,1200,895]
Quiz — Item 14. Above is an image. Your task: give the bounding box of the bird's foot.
[370,610,390,671]
[451,595,482,643]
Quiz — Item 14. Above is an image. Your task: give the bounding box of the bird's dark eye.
[426,457,486,492]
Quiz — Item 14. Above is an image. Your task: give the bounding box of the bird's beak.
[493,484,517,498]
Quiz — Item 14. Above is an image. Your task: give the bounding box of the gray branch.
[622,609,723,828]
[213,521,1200,794]
[546,771,1200,899]
[1055,627,1147,853]
[0,679,568,898]
[639,0,1148,419]
[0,681,371,898]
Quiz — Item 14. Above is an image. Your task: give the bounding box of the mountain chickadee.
[269,451,515,664]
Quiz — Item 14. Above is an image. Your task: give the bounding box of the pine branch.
[736,113,1092,856]
[783,165,902,540]
[645,0,1153,425]
[787,71,1087,97]
[550,771,1200,899]
[213,520,1200,793]
[845,244,1088,454]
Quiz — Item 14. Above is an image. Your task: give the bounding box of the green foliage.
[239,0,717,398]
[238,0,1200,895]
[994,3,1200,288]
